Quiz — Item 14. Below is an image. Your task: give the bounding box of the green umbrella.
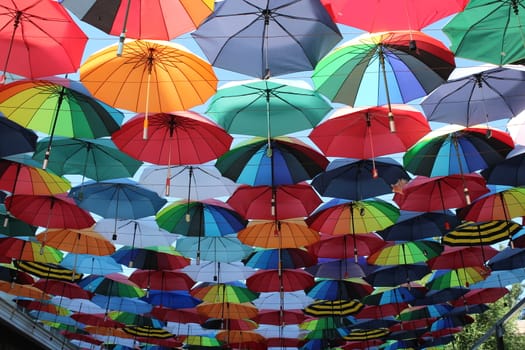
[206,79,332,140]
[367,240,443,266]
[443,0,525,65]
[32,137,143,181]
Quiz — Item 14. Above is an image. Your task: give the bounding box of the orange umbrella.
[36,228,115,256]
[216,330,266,344]
[83,325,135,339]
[80,39,217,138]
[197,301,259,320]
[0,280,50,300]
[238,219,320,249]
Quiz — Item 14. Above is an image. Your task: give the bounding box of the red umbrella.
[309,105,430,159]
[33,279,92,299]
[307,233,386,259]
[355,303,409,319]
[61,331,104,346]
[321,0,468,32]
[255,309,306,325]
[0,237,63,264]
[246,269,315,292]
[129,269,195,291]
[0,0,88,80]
[227,182,322,220]
[71,313,125,328]
[150,306,205,323]
[112,111,232,165]
[426,246,499,270]
[4,193,95,229]
[393,174,490,212]
[452,287,509,306]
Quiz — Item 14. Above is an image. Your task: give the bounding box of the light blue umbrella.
[91,294,152,314]
[175,235,253,263]
[61,253,123,275]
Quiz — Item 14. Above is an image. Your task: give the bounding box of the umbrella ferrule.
[262,9,271,25]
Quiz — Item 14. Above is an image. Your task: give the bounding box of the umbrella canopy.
[311,157,411,200]
[304,299,364,317]
[196,301,259,320]
[245,247,317,270]
[487,246,525,271]
[0,264,33,284]
[246,268,315,292]
[364,263,430,287]
[206,79,332,138]
[393,174,490,212]
[442,220,522,246]
[129,269,195,292]
[306,278,373,301]
[253,290,313,310]
[0,0,88,79]
[191,282,259,304]
[421,66,525,126]
[452,287,509,306]
[238,218,320,249]
[14,261,82,282]
[309,105,430,159]
[0,117,37,158]
[308,233,386,260]
[312,31,455,115]
[368,241,443,266]
[175,235,254,263]
[32,137,143,181]
[60,253,123,275]
[68,179,167,221]
[403,125,514,177]
[0,204,38,237]
[227,183,322,220]
[192,0,342,78]
[481,147,525,187]
[322,0,468,32]
[61,0,213,41]
[33,279,92,299]
[182,260,256,284]
[215,136,328,186]
[79,273,145,298]
[457,186,525,222]
[112,111,232,166]
[35,228,116,256]
[306,257,369,279]
[138,164,239,200]
[426,246,499,270]
[91,294,153,314]
[443,0,525,65]
[111,246,189,270]
[424,266,490,289]
[4,193,95,229]
[79,39,218,116]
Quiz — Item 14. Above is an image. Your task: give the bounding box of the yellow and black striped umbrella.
[15,260,83,282]
[343,328,390,341]
[442,220,522,246]
[304,299,364,317]
[123,326,175,339]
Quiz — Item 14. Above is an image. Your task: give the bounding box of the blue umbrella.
[412,287,470,306]
[448,303,489,316]
[245,248,317,270]
[304,257,369,279]
[365,263,430,287]
[91,294,153,314]
[306,279,373,301]
[0,116,37,158]
[487,246,525,271]
[175,235,253,263]
[481,147,525,186]
[363,285,426,306]
[68,178,167,220]
[470,268,525,289]
[311,157,410,200]
[141,290,202,309]
[60,253,123,275]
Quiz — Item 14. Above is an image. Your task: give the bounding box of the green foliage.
[445,284,525,349]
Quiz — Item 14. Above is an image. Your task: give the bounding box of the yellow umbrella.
[80,39,218,138]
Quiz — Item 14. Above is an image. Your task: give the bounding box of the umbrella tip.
[263,68,271,80]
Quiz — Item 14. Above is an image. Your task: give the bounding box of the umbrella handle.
[116,0,132,57]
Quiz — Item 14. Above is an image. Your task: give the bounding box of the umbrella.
[175,235,254,263]
[0,0,87,79]
[424,267,490,290]
[306,198,400,235]
[215,136,328,186]
[443,0,525,65]
[141,290,201,309]
[457,186,525,222]
[138,164,239,200]
[0,158,71,196]
[367,241,443,265]
[392,174,490,211]
[245,248,317,270]
[306,279,373,301]
[0,264,33,284]
[123,326,175,340]
[15,261,82,282]
[196,302,259,320]
[0,236,63,264]
[304,299,364,317]
[206,79,332,141]
[453,287,509,307]
[68,179,167,222]
[487,246,525,271]
[227,183,322,220]
[253,290,313,310]
[309,105,430,160]
[312,30,455,126]
[129,269,195,292]
[91,294,152,314]
[33,279,92,300]
[403,125,514,177]
[427,246,499,270]
[191,0,342,79]
[377,210,459,242]
[442,220,522,246]
[413,287,470,306]
[108,310,164,327]
[0,204,38,237]
[94,217,176,248]
[364,263,430,287]
[35,228,116,256]
[112,111,232,168]
[80,39,217,138]
[481,146,525,187]
[255,309,306,325]
[5,193,95,229]
[0,77,124,168]
[79,273,145,298]
[421,66,525,126]
[363,284,426,306]
[111,246,189,270]
[182,261,256,283]
[61,0,213,43]
[191,282,258,304]
[32,137,142,181]
[60,253,123,275]
[246,268,315,292]
[308,233,386,260]
[237,219,320,249]
[311,157,411,200]
[397,304,453,321]
[71,312,125,328]
[322,0,468,32]
[0,117,37,158]
[305,257,369,279]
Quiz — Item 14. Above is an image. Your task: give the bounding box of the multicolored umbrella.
[191,282,258,304]
[111,245,189,270]
[403,125,514,177]
[215,136,328,186]
[196,301,259,320]
[424,266,490,290]
[306,278,373,301]
[245,248,317,270]
[367,241,443,265]
[79,273,145,298]
[192,0,342,78]
[312,31,455,123]
[0,237,63,264]
[457,186,525,222]
[0,0,88,79]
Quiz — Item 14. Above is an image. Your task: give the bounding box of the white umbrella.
[182,260,256,283]
[253,291,313,310]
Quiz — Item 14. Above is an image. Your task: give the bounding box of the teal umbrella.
[443,0,525,65]
[175,235,253,263]
[206,79,332,142]
[32,137,143,181]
